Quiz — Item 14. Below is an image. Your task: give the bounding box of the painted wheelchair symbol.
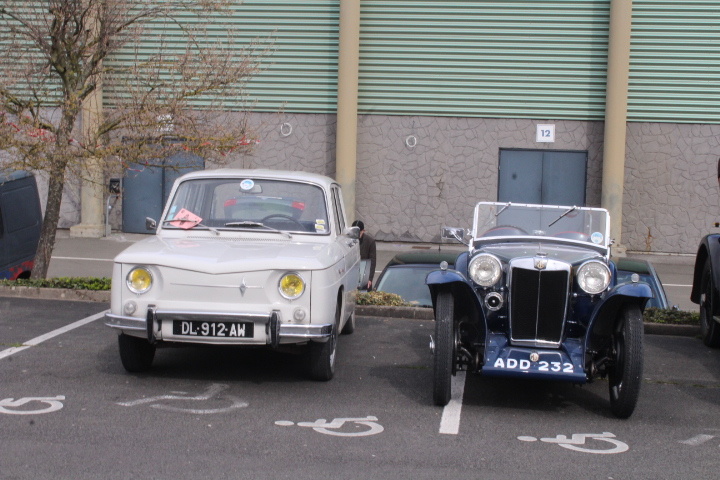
[0,396,65,415]
[518,432,629,454]
[276,416,384,437]
[117,383,247,414]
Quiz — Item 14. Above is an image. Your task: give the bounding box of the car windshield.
[472,202,610,247]
[163,177,330,234]
[375,265,442,307]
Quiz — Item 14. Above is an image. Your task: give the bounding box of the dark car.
[374,252,459,307]
[690,158,720,348]
[427,202,652,418]
[615,257,671,310]
[0,171,42,279]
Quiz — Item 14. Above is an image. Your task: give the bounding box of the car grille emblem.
[534,257,548,270]
[238,278,263,296]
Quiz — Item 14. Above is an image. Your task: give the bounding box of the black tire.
[308,303,340,381]
[700,260,720,348]
[433,290,454,406]
[341,311,355,335]
[608,304,644,419]
[118,333,156,373]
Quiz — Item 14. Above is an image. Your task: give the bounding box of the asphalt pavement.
[47,229,698,311]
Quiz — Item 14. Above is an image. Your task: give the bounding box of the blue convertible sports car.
[427,202,652,418]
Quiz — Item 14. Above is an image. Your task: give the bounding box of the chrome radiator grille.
[509,260,570,347]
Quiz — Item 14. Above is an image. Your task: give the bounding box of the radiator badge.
[534,255,548,270]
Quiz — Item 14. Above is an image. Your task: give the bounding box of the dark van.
[0,171,42,279]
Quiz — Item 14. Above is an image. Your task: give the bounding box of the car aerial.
[615,257,671,310]
[374,252,459,307]
[105,169,362,380]
[427,202,652,418]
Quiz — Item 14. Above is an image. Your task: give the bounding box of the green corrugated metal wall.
[100,0,720,124]
[629,0,720,123]
[359,0,611,120]
[104,1,340,112]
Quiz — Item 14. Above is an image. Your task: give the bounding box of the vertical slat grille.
[510,267,568,346]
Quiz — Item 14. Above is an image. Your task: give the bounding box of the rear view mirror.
[441,227,466,244]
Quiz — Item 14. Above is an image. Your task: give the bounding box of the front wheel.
[433,290,455,406]
[308,302,340,381]
[700,260,720,348]
[118,333,156,373]
[608,304,644,418]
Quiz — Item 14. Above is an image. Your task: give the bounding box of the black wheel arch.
[691,234,720,304]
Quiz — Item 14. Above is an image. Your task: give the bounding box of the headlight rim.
[577,260,611,295]
[126,266,153,294]
[278,271,306,300]
[468,253,503,287]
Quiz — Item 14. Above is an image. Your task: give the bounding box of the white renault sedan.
[105,169,361,380]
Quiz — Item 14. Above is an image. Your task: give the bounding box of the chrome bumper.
[105,308,333,346]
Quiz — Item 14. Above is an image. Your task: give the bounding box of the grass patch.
[0,277,111,291]
[643,307,699,325]
[357,291,412,307]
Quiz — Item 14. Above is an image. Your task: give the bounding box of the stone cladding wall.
[101,112,718,255]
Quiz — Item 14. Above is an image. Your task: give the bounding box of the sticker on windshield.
[591,232,604,244]
[315,224,326,232]
[240,179,255,191]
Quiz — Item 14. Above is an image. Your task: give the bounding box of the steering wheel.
[260,214,305,230]
[481,225,528,237]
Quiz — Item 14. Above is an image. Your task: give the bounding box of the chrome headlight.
[468,254,503,287]
[279,272,305,300]
[577,261,611,294]
[126,267,153,294]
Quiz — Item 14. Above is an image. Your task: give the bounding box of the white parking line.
[0,310,107,360]
[439,371,466,435]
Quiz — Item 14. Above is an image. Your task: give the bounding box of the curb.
[0,286,110,303]
[0,288,701,338]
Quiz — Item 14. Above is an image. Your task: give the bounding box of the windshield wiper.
[224,221,292,239]
[495,202,511,217]
[161,219,219,236]
[548,206,577,227]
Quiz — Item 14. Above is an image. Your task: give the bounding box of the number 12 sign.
[536,124,555,143]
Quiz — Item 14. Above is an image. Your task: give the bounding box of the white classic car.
[105,169,362,380]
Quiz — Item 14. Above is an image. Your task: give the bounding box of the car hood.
[476,241,605,266]
[113,236,344,274]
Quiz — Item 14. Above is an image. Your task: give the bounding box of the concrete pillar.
[335,0,360,221]
[70,82,106,238]
[601,0,633,256]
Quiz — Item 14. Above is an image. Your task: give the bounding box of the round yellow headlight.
[127,267,153,294]
[279,272,305,300]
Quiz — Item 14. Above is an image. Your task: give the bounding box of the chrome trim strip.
[279,323,333,340]
[154,310,270,323]
[105,313,146,331]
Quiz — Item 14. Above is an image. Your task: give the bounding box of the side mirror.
[441,226,466,243]
[344,225,361,239]
[145,217,157,231]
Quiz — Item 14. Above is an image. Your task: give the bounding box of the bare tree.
[0,0,268,278]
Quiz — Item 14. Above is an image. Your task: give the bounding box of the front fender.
[586,282,652,342]
[691,234,720,304]
[426,269,484,319]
